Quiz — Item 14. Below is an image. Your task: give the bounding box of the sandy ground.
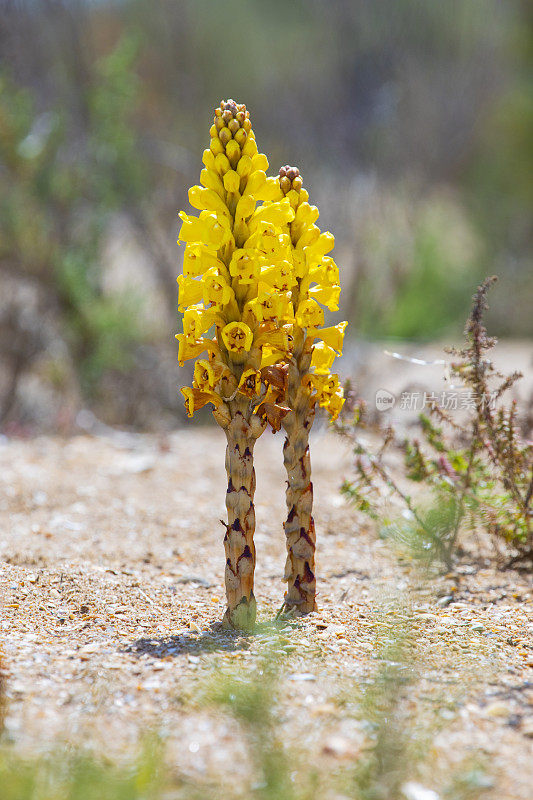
[0,428,532,798]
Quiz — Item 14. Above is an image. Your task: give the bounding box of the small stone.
[310,703,336,716]
[79,642,100,654]
[401,782,440,800]
[289,673,316,682]
[436,595,453,608]
[322,735,356,758]
[485,701,510,718]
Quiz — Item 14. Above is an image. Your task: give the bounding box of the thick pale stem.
[222,395,263,629]
[281,331,317,614]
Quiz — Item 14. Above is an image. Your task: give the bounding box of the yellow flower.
[178,211,232,249]
[309,256,340,287]
[302,373,329,395]
[322,388,345,421]
[188,185,230,217]
[304,231,335,266]
[229,249,260,284]
[238,368,261,398]
[318,374,341,402]
[183,245,222,278]
[311,341,337,374]
[221,170,239,192]
[181,386,222,417]
[200,167,225,198]
[182,305,217,338]
[203,269,235,309]
[249,198,295,232]
[176,334,218,366]
[294,201,319,228]
[260,345,286,368]
[253,176,284,202]
[221,321,253,354]
[259,262,294,292]
[193,359,219,391]
[308,284,341,312]
[291,250,307,280]
[257,228,291,260]
[177,275,203,311]
[246,291,291,323]
[308,321,347,354]
[295,224,320,250]
[254,324,289,352]
[295,298,324,329]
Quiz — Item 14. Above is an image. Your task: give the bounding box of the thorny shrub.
[338,277,533,569]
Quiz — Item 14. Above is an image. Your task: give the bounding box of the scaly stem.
[281,330,317,614]
[223,394,264,629]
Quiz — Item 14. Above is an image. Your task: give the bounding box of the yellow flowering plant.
[177,100,294,630]
[273,165,347,615]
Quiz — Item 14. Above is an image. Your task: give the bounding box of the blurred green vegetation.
[0,0,531,428]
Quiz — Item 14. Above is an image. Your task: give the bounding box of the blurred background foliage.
[0,0,531,430]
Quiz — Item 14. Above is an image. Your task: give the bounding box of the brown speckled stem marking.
[281,330,317,614]
[221,394,265,629]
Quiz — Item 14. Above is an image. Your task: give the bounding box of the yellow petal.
[251,153,269,172]
[202,149,217,171]
[215,153,231,174]
[260,345,285,368]
[250,198,294,230]
[182,304,217,338]
[236,155,252,177]
[309,256,339,286]
[178,211,231,249]
[200,168,225,198]
[237,368,261,398]
[246,291,291,323]
[254,325,289,352]
[304,231,335,264]
[321,388,345,421]
[193,359,217,391]
[223,170,240,193]
[177,275,203,311]
[311,341,337,374]
[295,298,325,329]
[183,245,222,278]
[253,177,284,202]
[309,284,341,312]
[181,386,222,417]
[243,170,266,196]
[203,270,235,309]
[188,185,229,216]
[176,334,218,366]
[235,194,256,221]
[308,321,347,353]
[294,202,319,227]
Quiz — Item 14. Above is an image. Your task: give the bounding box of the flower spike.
[177,100,293,630]
[275,165,347,615]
